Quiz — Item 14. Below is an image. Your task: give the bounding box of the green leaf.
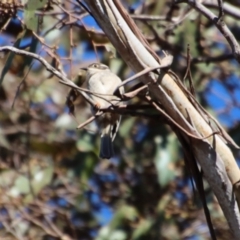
[96,226,127,240]
[12,175,30,195]
[31,165,54,194]
[78,154,98,184]
[110,205,138,229]
[132,219,152,240]
[0,128,10,149]
[24,0,48,31]
[15,176,30,193]
[154,134,179,187]
[0,32,24,85]
[119,118,135,138]
[77,132,96,152]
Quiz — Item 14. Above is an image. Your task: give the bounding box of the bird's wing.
[99,72,122,94]
[88,73,109,107]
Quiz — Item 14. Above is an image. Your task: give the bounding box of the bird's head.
[81,63,110,78]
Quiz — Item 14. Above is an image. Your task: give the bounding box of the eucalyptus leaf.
[132,219,153,240]
[110,205,138,229]
[0,128,10,149]
[0,33,23,84]
[31,166,54,194]
[12,175,30,195]
[154,134,178,187]
[77,133,96,152]
[24,0,48,31]
[96,226,127,240]
[119,118,135,138]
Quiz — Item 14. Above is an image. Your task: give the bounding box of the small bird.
[83,63,124,159]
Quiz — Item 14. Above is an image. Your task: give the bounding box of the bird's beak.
[80,67,87,71]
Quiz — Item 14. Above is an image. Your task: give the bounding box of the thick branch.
[84,0,240,237]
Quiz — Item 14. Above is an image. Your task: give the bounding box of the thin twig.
[77,113,101,129]
[178,0,240,63]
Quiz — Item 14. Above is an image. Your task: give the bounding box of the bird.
[83,63,124,159]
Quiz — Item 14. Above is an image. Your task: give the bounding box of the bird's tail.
[100,124,114,159]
